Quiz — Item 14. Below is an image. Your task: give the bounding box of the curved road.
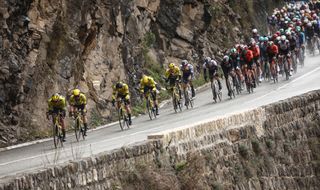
[0,55,320,182]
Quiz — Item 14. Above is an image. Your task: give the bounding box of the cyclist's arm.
[139,82,145,93]
[48,100,53,112]
[81,94,87,105]
[124,84,129,94]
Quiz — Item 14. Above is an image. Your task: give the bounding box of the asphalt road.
[0,55,319,181]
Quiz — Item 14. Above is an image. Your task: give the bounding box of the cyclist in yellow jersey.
[47,93,67,141]
[140,75,159,115]
[165,63,182,99]
[69,89,88,136]
[112,81,132,125]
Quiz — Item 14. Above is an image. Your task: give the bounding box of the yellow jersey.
[139,76,156,92]
[165,66,181,79]
[48,96,66,111]
[112,82,130,100]
[69,93,87,106]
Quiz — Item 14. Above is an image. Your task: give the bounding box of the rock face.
[0,90,319,190]
[0,0,282,147]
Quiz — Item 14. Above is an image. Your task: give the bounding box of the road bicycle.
[182,79,194,109]
[211,77,222,103]
[298,46,305,68]
[73,109,86,141]
[51,112,64,148]
[270,56,278,83]
[279,54,290,80]
[243,65,254,94]
[169,82,182,113]
[116,98,130,130]
[144,90,157,120]
[227,70,237,99]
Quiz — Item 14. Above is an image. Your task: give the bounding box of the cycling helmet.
[252,28,258,34]
[52,93,60,101]
[280,35,286,41]
[296,26,301,32]
[279,28,284,34]
[307,22,312,27]
[268,41,274,46]
[276,36,281,41]
[181,60,188,66]
[250,38,256,45]
[230,48,237,54]
[168,63,175,69]
[259,36,264,42]
[223,55,229,62]
[142,75,149,83]
[73,89,80,96]
[286,31,291,36]
[116,82,123,89]
[204,57,211,63]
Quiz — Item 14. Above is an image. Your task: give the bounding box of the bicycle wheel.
[214,80,222,101]
[227,75,235,99]
[78,118,86,140]
[146,98,154,120]
[284,60,289,80]
[53,124,59,148]
[184,89,190,109]
[122,110,130,129]
[118,108,124,130]
[188,87,194,108]
[211,82,217,102]
[58,126,64,147]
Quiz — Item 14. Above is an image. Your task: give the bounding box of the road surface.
[0,55,319,181]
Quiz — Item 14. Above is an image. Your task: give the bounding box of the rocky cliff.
[0,0,282,147]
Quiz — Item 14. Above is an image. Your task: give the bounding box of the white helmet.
[205,57,211,63]
[280,35,286,41]
[252,28,258,34]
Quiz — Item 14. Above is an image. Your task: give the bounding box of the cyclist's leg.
[189,76,195,97]
[224,72,231,95]
[78,105,88,135]
[151,87,159,115]
[59,109,66,141]
[124,94,132,124]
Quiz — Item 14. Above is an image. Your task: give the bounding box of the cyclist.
[221,55,234,96]
[165,63,182,99]
[140,75,159,115]
[203,57,222,92]
[240,45,256,88]
[249,39,262,82]
[278,35,291,75]
[252,29,260,43]
[112,81,132,125]
[305,22,315,51]
[286,31,298,72]
[296,26,306,57]
[180,60,195,98]
[267,41,279,78]
[69,89,89,135]
[230,48,244,87]
[47,93,67,142]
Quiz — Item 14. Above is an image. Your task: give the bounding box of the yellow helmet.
[168,63,175,69]
[73,89,80,96]
[52,93,60,101]
[142,75,149,83]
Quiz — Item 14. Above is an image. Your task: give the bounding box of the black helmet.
[116,82,123,89]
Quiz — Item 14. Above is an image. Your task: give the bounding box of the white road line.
[0,123,169,167]
[245,65,320,104]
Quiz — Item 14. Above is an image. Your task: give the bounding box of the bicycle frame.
[52,112,63,148]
